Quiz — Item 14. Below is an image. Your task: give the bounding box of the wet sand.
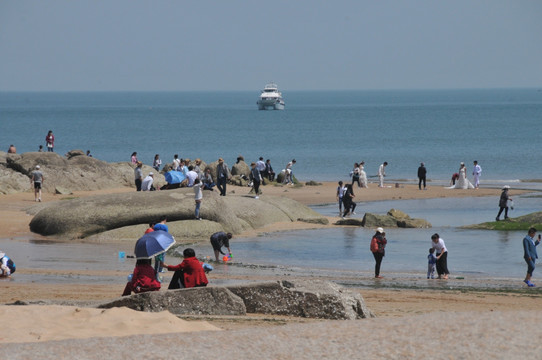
[1,182,540,356]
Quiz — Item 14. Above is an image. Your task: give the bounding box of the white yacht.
[257,83,285,110]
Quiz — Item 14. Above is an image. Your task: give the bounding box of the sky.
[1,1,541,91]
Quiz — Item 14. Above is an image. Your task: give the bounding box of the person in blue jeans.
[523,227,540,287]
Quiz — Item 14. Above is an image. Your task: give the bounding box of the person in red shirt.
[144,222,155,234]
[122,259,161,296]
[163,248,208,289]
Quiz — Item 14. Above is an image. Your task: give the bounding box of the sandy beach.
[1,181,540,358]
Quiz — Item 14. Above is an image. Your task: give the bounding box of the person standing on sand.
[370,227,387,278]
[427,248,437,279]
[351,163,361,187]
[45,130,54,152]
[342,184,356,218]
[210,231,232,261]
[250,162,262,199]
[472,160,482,189]
[216,157,230,196]
[496,185,512,221]
[31,165,44,202]
[134,161,143,191]
[336,181,346,216]
[523,227,540,287]
[418,162,427,190]
[378,162,388,188]
[359,161,368,188]
[431,233,449,279]
[193,178,203,220]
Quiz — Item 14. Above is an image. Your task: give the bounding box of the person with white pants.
[378,162,388,188]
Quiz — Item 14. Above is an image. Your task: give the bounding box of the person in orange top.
[163,248,208,289]
[122,259,161,296]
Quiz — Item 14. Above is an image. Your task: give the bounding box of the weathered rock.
[226,280,374,319]
[65,149,85,159]
[230,175,249,187]
[231,160,250,178]
[55,186,73,195]
[335,218,364,226]
[387,208,410,220]
[0,164,31,194]
[463,211,542,230]
[5,152,165,193]
[99,287,247,316]
[397,218,432,228]
[361,213,398,228]
[29,190,328,239]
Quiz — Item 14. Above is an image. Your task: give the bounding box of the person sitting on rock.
[202,168,215,191]
[122,259,161,296]
[7,144,16,154]
[163,248,208,289]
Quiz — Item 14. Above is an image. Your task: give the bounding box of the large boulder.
[387,208,410,219]
[397,218,432,228]
[226,280,374,320]
[29,190,328,239]
[0,165,31,194]
[361,213,398,228]
[5,151,164,193]
[231,161,250,178]
[99,287,246,316]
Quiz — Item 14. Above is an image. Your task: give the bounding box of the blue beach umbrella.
[134,230,176,259]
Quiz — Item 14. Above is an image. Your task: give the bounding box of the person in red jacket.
[163,248,208,289]
[122,259,161,296]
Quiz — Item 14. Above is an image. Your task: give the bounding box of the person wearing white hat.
[141,172,155,191]
[31,165,44,202]
[496,185,512,221]
[370,227,387,278]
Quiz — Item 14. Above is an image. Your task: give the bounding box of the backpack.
[370,237,378,253]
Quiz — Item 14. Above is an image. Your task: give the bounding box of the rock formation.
[335,208,431,228]
[29,189,328,239]
[99,280,374,320]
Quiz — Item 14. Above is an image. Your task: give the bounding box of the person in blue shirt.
[523,227,540,287]
[153,215,169,277]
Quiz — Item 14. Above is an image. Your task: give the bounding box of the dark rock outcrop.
[99,287,246,316]
[338,209,431,228]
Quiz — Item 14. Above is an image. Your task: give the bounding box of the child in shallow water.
[427,248,437,279]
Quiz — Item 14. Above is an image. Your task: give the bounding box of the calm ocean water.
[1,89,542,182]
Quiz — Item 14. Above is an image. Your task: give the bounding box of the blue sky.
[1,1,541,91]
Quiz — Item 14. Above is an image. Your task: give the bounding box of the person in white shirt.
[378,162,388,188]
[256,157,266,179]
[193,178,203,220]
[142,172,155,191]
[283,159,296,185]
[172,154,181,171]
[431,233,449,279]
[187,166,199,187]
[472,160,482,189]
[336,181,347,216]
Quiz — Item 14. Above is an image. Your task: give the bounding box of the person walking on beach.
[523,227,540,287]
[45,130,55,152]
[370,227,387,278]
[131,152,138,164]
[427,248,437,279]
[431,233,449,279]
[216,157,230,196]
[250,162,262,199]
[134,161,143,191]
[342,184,356,218]
[210,231,232,261]
[336,181,346,216]
[31,165,44,202]
[496,185,512,221]
[153,154,161,172]
[418,162,427,190]
[193,178,203,220]
[359,161,368,188]
[472,160,482,189]
[378,162,388,188]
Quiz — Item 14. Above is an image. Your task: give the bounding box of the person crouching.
[163,248,208,289]
[122,259,161,296]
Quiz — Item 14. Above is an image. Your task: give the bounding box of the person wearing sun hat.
[370,227,387,278]
[496,185,512,221]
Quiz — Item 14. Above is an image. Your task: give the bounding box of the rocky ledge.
[335,208,432,228]
[99,280,374,320]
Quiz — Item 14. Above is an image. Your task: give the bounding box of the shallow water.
[1,194,540,285]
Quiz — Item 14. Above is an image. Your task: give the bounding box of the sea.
[2,88,542,284]
[1,88,542,183]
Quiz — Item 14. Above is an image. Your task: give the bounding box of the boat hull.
[257,99,285,110]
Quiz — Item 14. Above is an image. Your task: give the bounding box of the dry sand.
[0,182,538,357]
